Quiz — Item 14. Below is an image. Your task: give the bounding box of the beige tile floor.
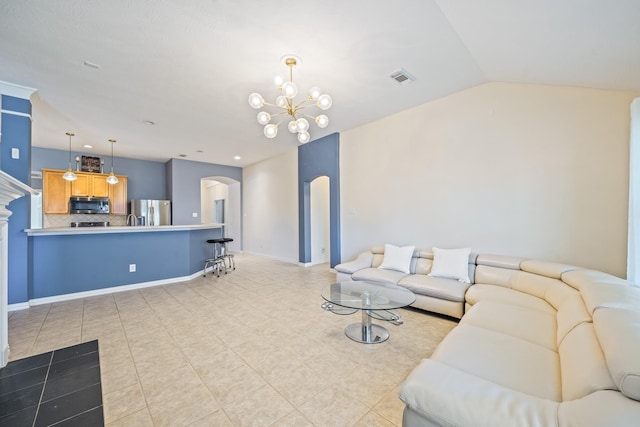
[8,254,457,426]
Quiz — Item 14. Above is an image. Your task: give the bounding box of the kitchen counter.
[23,223,228,304]
[25,223,224,236]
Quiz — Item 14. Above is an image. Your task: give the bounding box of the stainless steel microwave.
[69,197,110,214]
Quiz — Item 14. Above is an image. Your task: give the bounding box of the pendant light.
[62,132,77,181]
[106,139,119,184]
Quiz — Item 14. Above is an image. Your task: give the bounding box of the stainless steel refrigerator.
[129,199,171,226]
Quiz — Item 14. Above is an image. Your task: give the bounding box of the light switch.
[11,148,19,159]
[192,212,198,217]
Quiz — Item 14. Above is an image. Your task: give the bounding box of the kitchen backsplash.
[44,214,126,228]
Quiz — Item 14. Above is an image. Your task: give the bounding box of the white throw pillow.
[378,244,415,274]
[429,247,471,283]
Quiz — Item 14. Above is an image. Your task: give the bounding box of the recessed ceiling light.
[234,156,241,160]
[83,144,93,149]
[83,61,100,69]
[142,120,155,125]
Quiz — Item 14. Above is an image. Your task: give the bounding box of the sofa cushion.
[351,267,408,285]
[428,247,471,283]
[461,300,557,351]
[559,322,616,401]
[593,307,640,401]
[398,274,471,302]
[430,324,561,401]
[558,390,640,427]
[378,243,414,273]
[465,284,556,314]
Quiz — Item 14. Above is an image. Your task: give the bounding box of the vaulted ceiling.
[1,0,639,167]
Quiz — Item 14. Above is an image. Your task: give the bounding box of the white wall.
[310,176,330,264]
[341,82,638,277]
[242,149,299,263]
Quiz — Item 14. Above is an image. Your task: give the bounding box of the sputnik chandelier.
[248,55,332,144]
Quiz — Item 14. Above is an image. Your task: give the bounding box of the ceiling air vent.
[389,68,415,85]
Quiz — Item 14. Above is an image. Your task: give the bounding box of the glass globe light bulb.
[317,94,332,110]
[315,115,329,128]
[288,120,298,133]
[276,96,288,108]
[63,168,77,181]
[248,93,264,109]
[274,75,284,88]
[264,123,278,138]
[106,171,119,184]
[297,131,310,144]
[281,81,298,99]
[308,86,321,100]
[296,118,309,132]
[257,111,271,125]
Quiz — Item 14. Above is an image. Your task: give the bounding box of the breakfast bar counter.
[21,223,226,306]
[25,223,223,236]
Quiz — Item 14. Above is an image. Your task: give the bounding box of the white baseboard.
[7,302,29,312]
[8,270,206,310]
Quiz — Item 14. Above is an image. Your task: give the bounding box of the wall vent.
[389,68,415,85]
[31,170,43,180]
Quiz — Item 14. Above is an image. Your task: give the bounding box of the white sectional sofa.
[335,245,476,319]
[336,248,640,426]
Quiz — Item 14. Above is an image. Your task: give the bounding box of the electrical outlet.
[192,212,198,217]
[129,264,136,272]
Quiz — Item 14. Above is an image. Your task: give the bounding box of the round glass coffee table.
[321,281,416,344]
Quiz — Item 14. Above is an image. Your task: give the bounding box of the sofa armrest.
[399,359,559,427]
[334,251,374,274]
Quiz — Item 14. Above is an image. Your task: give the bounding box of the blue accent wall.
[30,228,221,299]
[32,147,167,199]
[298,133,340,267]
[1,95,32,304]
[167,158,242,225]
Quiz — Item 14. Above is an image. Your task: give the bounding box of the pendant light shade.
[63,132,77,181]
[107,139,119,184]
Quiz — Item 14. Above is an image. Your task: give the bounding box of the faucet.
[126,214,137,226]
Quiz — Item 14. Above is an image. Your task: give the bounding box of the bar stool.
[220,238,235,271]
[203,238,226,277]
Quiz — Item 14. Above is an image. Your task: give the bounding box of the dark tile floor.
[0,340,103,426]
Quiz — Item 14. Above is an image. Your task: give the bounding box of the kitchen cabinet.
[42,168,127,214]
[71,174,109,197]
[109,176,128,215]
[43,169,70,214]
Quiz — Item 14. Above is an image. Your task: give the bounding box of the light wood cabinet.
[43,169,70,214]
[109,176,128,215]
[42,169,127,214]
[71,174,109,197]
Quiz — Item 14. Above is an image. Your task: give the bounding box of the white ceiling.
[0,0,639,167]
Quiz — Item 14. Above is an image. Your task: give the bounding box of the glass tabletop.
[321,281,415,310]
